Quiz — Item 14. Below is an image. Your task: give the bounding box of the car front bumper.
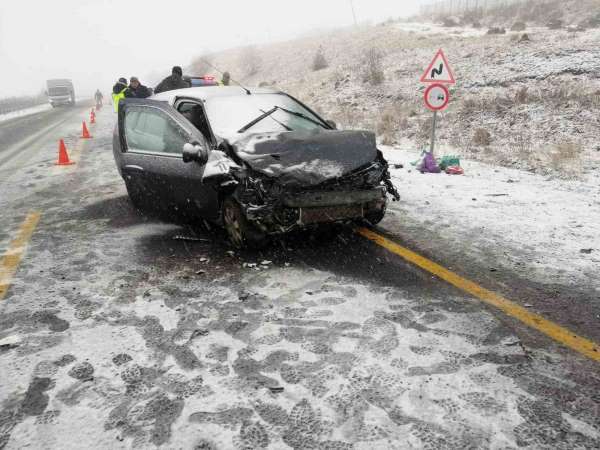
[244,186,387,231]
[49,96,73,105]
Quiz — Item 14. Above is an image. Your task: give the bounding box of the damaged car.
[113,86,399,248]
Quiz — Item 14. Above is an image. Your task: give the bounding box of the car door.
[118,98,215,217]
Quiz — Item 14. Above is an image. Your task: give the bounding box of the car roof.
[152,86,283,104]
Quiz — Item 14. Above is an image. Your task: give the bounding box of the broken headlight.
[363,163,386,186]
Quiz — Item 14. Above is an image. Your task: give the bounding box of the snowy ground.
[381,146,600,292]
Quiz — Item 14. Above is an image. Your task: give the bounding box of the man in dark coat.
[154,66,190,94]
[221,71,231,86]
[112,77,128,95]
[124,77,152,99]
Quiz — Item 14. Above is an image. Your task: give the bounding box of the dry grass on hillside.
[188,4,600,177]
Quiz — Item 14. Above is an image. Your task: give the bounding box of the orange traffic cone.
[55,139,75,166]
[90,111,96,124]
[81,121,92,138]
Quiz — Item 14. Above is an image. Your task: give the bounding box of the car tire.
[364,206,386,226]
[223,197,268,249]
[124,179,145,210]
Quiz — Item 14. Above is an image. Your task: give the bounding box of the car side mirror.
[182,142,209,164]
[326,119,337,130]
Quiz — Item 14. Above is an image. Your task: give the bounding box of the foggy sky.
[0,0,423,98]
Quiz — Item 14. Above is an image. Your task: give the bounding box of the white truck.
[46,79,75,107]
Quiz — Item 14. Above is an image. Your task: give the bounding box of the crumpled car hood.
[230,129,378,187]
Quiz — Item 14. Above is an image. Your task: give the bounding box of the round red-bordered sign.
[424,83,450,111]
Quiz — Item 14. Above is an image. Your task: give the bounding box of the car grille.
[283,187,385,208]
[299,205,363,225]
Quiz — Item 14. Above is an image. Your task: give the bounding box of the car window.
[124,106,188,154]
[177,102,213,142]
[204,93,326,138]
[124,109,142,148]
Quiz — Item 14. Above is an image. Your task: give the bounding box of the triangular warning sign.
[420,49,456,84]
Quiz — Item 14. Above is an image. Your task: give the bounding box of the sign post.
[420,49,455,156]
[423,83,449,155]
[431,111,437,155]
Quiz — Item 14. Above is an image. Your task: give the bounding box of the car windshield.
[204,93,326,137]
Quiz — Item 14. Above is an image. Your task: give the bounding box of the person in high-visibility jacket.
[220,72,231,86]
[112,77,128,113]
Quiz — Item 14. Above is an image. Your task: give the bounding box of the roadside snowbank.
[381,146,600,291]
[0,103,51,123]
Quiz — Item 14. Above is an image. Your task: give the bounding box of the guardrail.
[0,95,47,116]
[420,0,525,16]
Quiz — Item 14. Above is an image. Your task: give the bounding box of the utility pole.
[349,0,358,27]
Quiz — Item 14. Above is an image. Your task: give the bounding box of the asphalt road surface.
[0,105,599,449]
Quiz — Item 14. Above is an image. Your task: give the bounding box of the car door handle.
[124,165,144,173]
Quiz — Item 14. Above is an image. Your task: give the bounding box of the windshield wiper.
[237,106,293,133]
[276,106,328,129]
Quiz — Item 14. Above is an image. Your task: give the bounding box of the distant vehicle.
[183,75,220,87]
[113,86,399,248]
[46,79,75,107]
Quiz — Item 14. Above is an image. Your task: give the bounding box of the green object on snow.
[438,155,461,170]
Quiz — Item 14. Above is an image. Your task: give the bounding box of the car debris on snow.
[502,337,522,347]
[172,235,210,243]
[190,329,210,340]
[0,335,21,350]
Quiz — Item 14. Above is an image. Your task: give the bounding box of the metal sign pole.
[349,0,358,27]
[430,110,437,155]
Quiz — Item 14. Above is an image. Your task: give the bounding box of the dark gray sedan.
[113,86,398,248]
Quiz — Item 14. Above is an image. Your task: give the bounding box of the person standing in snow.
[112,77,128,113]
[154,66,190,94]
[94,89,104,109]
[220,72,231,86]
[124,77,152,99]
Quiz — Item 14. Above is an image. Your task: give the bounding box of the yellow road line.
[0,211,41,300]
[357,227,600,362]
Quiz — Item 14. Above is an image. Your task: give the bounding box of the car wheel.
[223,197,268,249]
[364,206,386,226]
[124,179,145,210]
